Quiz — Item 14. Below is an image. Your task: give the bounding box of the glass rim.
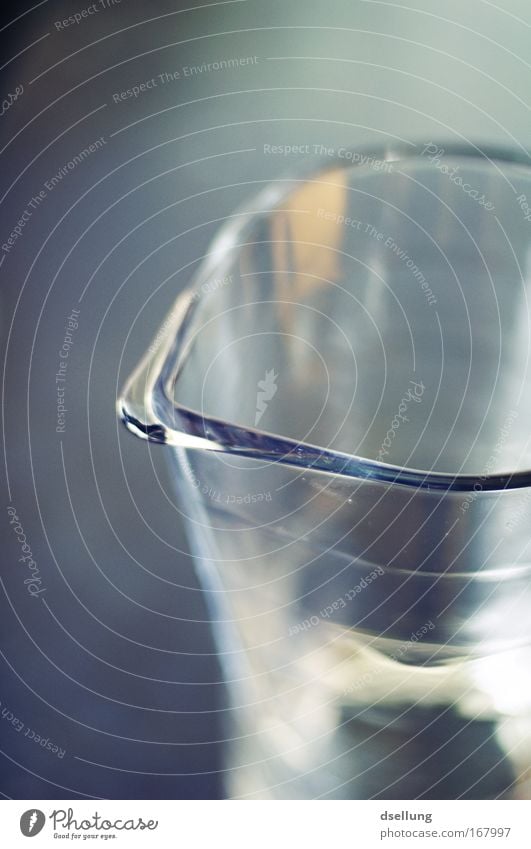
[119,141,531,494]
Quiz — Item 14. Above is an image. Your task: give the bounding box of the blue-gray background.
[1,0,530,799]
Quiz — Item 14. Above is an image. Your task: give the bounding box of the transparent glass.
[119,144,531,799]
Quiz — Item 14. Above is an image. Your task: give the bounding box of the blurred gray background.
[1,0,530,799]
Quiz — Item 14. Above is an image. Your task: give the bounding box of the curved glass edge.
[118,142,531,494]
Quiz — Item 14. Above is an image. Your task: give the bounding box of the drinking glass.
[119,143,531,799]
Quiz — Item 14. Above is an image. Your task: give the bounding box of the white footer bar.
[1,799,530,847]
